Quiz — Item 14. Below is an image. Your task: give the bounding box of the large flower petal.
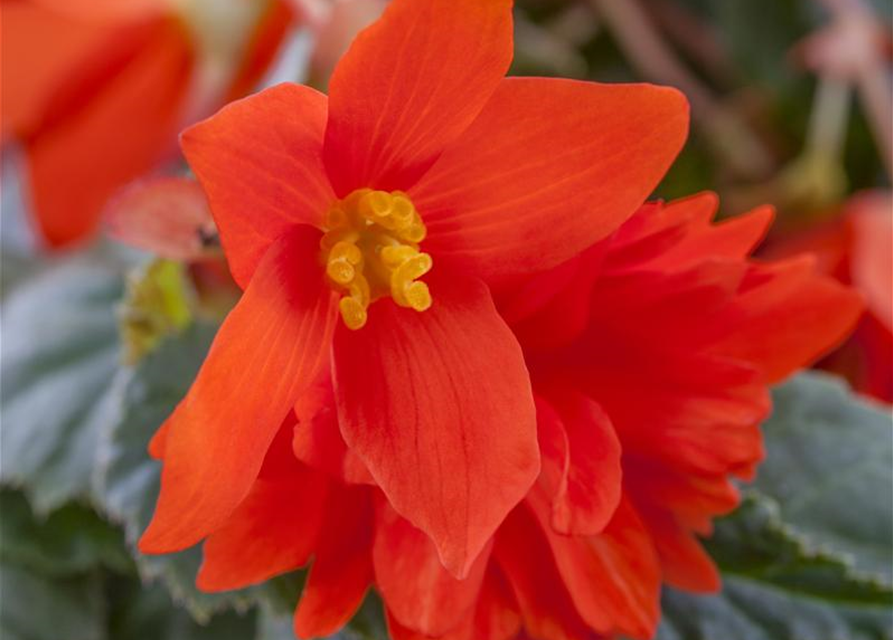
[410,77,689,281]
[374,501,491,636]
[333,274,539,578]
[139,227,338,554]
[322,0,513,195]
[293,485,374,639]
[181,83,334,288]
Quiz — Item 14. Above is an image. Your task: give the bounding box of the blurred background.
[1,0,891,639]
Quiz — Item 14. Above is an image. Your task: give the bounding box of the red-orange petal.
[181,83,334,288]
[293,484,374,639]
[493,506,591,640]
[333,274,540,579]
[292,374,374,485]
[410,77,689,282]
[528,490,662,639]
[322,0,513,195]
[139,227,338,554]
[374,501,491,636]
[197,427,330,592]
[386,568,521,640]
[536,389,622,536]
[635,501,721,593]
[713,256,864,383]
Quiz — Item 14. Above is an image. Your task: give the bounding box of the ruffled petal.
[411,78,689,281]
[634,501,721,593]
[322,0,513,195]
[139,227,338,553]
[181,83,334,288]
[387,572,521,640]
[375,501,491,636]
[293,484,374,639]
[535,389,622,536]
[528,490,662,639]
[197,421,330,592]
[292,374,373,485]
[333,274,539,578]
[713,256,863,383]
[493,506,590,640]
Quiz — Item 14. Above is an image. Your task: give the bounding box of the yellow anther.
[348,275,371,307]
[397,253,433,282]
[339,297,367,331]
[400,222,426,243]
[391,195,415,225]
[391,253,433,307]
[321,189,433,330]
[330,241,362,264]
[358,190,393,221]
[380,245,417,267]
[326,258,355,285]
[403,281,432,312]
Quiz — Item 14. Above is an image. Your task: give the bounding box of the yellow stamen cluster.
[321,189,433,330]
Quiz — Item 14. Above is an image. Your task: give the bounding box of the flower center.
[321,189,433,330]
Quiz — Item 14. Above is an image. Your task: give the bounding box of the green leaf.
[0,564,107,640]
[656,373,893,640]
[0,489,110,640]
[659,495,893,640]
[0,253,124,513]
[753,373,893,584]
[106,576,256,640]
[0,490,131,576]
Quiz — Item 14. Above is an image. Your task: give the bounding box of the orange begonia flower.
[138,0,689,580]
[190,194,862,640]
[1,0,298,247]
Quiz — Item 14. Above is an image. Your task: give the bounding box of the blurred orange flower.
[138,0,689,582]
[192,194,861,640]
[1,0,299,247]
[766,190,892,402]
